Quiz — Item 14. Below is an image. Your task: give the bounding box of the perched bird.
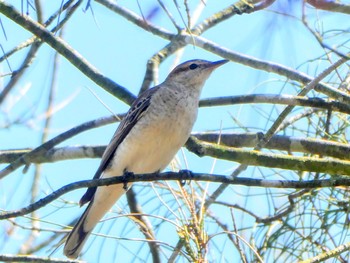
[64,59,228,259]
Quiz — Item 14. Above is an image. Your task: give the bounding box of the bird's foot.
[122,170,134,190]
[179,169,194,186]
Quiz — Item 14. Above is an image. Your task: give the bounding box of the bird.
[63,59,228,259]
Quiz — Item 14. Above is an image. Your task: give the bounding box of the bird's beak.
[207,59,229,70]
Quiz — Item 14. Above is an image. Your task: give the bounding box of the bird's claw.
[179,169,193,186]
[122,170,134,190]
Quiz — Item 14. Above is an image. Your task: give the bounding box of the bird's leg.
[122,169,134,190]
[178,169,194,186]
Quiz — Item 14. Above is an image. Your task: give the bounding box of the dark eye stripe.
[172,67,187,75]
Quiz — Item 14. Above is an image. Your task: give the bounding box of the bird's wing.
[79,86,160,206]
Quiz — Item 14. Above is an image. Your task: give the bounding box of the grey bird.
[63,59,228,259]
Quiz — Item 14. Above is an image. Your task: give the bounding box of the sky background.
[1,0,349,262]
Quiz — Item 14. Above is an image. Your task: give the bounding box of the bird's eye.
[189,63,198,70]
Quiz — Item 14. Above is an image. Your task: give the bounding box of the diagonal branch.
[96,0,350,105]
[126,188,161,263]
[205,50,350,210]
[0,115,122,179]
[300,241,350,263]
[0,2,136,105]
[0,0,82,104]
[0,0,78,63]
[191,35,350,104]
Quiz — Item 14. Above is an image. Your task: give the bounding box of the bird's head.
[165,59,228,88]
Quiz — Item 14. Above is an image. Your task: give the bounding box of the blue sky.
[1,1,349,262]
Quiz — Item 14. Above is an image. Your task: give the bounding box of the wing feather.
[79,87,160,206]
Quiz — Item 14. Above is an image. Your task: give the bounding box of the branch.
[194,133,350,160]
[186,137,350,176]
[215,189,310,225]
[0,0,82,104]
[0,146,104,164]
[191,35,350,104]
[95,0,174,39]
[199,94,350,114]
[2,133,350,163]
[258,53,349,149]
[191,0,256,35]
[300,241,350,263]
[0,254,82,263]
[126,188,161,263]
[0,132,347,163]
[137,0,272,93]
[306,0,350,15]
[2,171,350,220]
[0,2,136,105]
[0,115,121,179]
[95,0,349,106]
[139,40,187,93]
[3,92,349,175]
[0,0,78,63]
[0,41,41,104]
[204,56,349,208]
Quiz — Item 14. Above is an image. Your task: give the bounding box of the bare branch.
[126,188,161,263]
[0,0,78,63]
[300,241,350,263]
[1,171,350,220]
[0,2,136,105]
[96,0,173,39]
[0,41,41,104]
[192,35,350,104]
[0,254,82,263]
[192,0,256,35]
[0,115,122,178]
[306,0,350,15]
[194,133,350,160]
[199,94,350,114]
[2,132,350,164]
[187,137,350,175]
[258,53,349,148]
[0,0,81,104]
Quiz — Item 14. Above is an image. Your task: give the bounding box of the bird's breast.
[108,91,198,176]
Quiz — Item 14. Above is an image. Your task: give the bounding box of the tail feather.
[64,202,94,259]
[63,183,126,259]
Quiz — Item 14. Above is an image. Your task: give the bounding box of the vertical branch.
[126,187,161,263]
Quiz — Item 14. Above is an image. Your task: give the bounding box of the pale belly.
[86,117,191,229]
[84,88,199,231]
[106,110,194,177]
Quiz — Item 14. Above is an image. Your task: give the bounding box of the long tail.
[64,201,94,259]
[64,184,125,259]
